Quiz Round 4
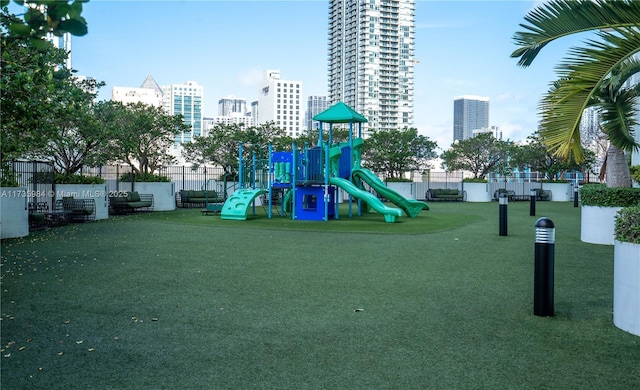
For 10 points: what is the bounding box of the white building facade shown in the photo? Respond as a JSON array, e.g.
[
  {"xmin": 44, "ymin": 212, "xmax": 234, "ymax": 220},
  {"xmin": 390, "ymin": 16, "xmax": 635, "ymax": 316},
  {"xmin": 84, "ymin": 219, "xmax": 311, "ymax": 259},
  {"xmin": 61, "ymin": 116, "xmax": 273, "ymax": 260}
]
[
  {"xmin": 328, "ymin": 0, "xmax": 415, "ymax": 134},
  {"xmin": 218, "ymin": 95, "xmax": 248, "ymax": 117},
  {"xmin": 306, "ymin": 96, "xmax": 329, "ymax": 132},
  {"xmin": 257, "ymin": 70, "xmax": 303, "ymax": 137}
]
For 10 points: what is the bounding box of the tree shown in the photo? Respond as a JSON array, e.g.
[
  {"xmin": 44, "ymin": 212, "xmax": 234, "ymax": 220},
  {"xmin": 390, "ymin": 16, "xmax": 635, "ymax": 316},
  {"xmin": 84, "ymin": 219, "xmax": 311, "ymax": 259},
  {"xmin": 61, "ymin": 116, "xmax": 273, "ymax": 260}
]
[
  {"xmin": 1, "ymin": 2, "xmax": 89, "ymax": 183},
  {"xmin": 509, "ymin": 132, "xmax": 597, "ymax": 180},
  {"xmin": 1, "ymin": 0, "xmax": 88, "ymax": 41},
  {"xmin": 585, "ymin": 58, "xmax": 640, "ymax": 187},
  {"xmin": 440, "ymin": 133, "xmax": 513, "ymax": 179},
  {"xmin": 511, "ymin": 0, "xmax": 640, "ymax": 186},
  {"xmin": 106, "ymin": 102, "xmax": 190, "ymax": 174},
  {"xmin": 362, "ymin": 128, "xmax": 438, "ymax": 179},
  {"xmin": 1, "ymin": 9, "xmax": 69, "ymax": 163},
  {"xmin": 26, "ymin": 76, "xmax": 107, "ymax": 174},
  {"xmin": 182, "ymin": 122, "xmax": 288, "ymax": 179}
]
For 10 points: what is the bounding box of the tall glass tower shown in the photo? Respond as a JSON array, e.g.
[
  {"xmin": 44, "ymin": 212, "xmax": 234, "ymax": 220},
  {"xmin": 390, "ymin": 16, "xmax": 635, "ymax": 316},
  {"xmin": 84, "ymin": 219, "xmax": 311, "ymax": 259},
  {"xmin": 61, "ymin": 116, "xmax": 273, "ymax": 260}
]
[
  {"xmin": 328, "ymin": 0, "xmax": 415, "ymax": 134},
  {"xmin": 453, "ymin": 95, "xmax": 489, "ymax": 142},
  {"xmin": 161, "ymin": 81, "xmax": 203, "ymax": 145}
]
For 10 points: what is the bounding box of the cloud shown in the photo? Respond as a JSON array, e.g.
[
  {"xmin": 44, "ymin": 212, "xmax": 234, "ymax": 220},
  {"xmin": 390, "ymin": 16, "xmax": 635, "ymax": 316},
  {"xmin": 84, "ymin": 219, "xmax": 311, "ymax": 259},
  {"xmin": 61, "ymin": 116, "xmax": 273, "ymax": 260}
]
[{"xmin": 238, "ymin": 68, "xmax": 263, "ymax": 88}]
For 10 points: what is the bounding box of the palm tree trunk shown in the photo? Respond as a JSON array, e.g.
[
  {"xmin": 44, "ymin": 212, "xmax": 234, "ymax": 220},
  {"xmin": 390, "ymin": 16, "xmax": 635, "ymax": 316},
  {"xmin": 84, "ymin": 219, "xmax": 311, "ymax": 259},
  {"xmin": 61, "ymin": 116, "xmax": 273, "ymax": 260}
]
[{"xmin": 605, "ymin": 144, "xmax": 632, "ymax": 188}]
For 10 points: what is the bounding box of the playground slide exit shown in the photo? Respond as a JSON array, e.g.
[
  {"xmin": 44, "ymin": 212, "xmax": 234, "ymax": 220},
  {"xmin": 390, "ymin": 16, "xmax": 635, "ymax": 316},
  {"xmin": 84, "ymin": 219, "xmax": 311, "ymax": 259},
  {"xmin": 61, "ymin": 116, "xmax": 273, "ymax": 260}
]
[
  {"xmin": 352, "ymin": 168, "xmax": 429, "ymax": 218},
  {"xmin": 221, "ymin": 189, "xmax": 268, "ymax": 220},
  {"xmin": 328, "ymin": 177, "xmax": 402, "ymax": 223}
]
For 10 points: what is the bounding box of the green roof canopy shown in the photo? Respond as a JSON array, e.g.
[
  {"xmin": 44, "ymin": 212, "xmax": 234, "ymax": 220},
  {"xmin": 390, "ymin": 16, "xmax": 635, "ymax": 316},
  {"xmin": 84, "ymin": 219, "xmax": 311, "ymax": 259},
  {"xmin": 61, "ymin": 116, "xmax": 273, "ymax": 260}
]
[{"xmin": 312, "ymin": 101, "xmax": 368, "ymax": 123}]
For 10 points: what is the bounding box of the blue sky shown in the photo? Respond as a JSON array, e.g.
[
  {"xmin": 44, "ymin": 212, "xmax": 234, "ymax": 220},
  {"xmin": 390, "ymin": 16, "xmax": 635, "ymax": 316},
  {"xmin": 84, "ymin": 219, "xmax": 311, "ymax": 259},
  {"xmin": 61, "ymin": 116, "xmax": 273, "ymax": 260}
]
[{"xmin": 16, "ymin": 0, "xmax": 583, "ymax": 152}]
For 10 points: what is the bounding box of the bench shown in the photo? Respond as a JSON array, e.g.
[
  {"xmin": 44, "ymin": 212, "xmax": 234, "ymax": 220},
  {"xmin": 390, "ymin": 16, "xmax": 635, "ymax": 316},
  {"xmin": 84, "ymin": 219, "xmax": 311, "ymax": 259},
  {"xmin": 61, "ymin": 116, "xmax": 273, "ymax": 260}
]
[
  {"xmin": 109, "ymin": 191, "xmax": 154, "ymax": 214},
  {"xmin": 178, "ymin": 190, "xmax": 225, "ymax": 208},
  {"xmin": 534, "ymin": 188, "xmax": 552, "ymax": 201},
  {"xmin": 28, "ymin": 201, "xmax": 49, "ymax": 230},
  {"xmin": 426, "ymin": 188, "xmax": 466, "ymax": 202},
  {"xmin": 56, "ymin": 197, "xmax": 96, "ymax": 222},
  {"xmin": 493, "ymin": 189, "xmax": 552, "ymax": 201}
]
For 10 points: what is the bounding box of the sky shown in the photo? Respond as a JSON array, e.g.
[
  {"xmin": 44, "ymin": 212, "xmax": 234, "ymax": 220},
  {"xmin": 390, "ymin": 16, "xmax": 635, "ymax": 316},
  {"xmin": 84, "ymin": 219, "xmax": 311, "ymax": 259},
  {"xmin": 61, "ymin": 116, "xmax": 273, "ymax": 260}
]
[{"xmin": 13, "ymin": 0, "xmax": 585, "ymax": 153}]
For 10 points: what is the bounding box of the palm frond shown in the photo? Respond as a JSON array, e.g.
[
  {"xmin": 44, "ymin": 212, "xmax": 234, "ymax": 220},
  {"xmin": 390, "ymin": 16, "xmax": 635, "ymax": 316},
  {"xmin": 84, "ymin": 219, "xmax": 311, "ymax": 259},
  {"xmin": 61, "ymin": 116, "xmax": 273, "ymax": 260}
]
[
  {"xmin": 539, "ymin": 27, "xmax": 640, "ymax": 162},
  {"xmin": 511, "ymin": 0, "xmax": 640, "ymax": 67}
]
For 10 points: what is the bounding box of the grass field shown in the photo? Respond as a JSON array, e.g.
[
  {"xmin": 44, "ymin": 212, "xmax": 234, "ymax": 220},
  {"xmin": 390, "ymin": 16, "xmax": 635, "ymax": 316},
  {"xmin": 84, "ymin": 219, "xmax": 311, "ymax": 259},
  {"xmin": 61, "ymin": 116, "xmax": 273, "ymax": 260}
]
[{"xmin": 1, "ymin": 201, "xmax": 638, "ymax": 389}]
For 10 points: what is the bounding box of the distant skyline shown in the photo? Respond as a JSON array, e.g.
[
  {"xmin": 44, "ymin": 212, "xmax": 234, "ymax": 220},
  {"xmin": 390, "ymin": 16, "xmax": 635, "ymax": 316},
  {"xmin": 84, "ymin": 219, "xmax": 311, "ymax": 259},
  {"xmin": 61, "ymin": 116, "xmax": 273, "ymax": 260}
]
[{"xmin": 13, "ymin": 1, "xmax": 584, "ymax": 153}]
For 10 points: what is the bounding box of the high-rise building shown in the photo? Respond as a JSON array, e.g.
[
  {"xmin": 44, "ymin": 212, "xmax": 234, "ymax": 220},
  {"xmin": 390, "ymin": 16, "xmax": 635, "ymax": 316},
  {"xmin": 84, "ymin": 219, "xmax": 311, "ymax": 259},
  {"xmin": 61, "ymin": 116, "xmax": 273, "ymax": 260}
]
[
  {"xmin": 161, "ymin": 81, "xmax": 203, "ymax": 145},
  {"xmin": 453, "ymin": 95, "xmax": 489, "ymax": 142},
  {"xmin": 112, "ymin": 74, "xmax": 164, "ymax": 107},
  {"xmin": 218, "ymin": 96, "xmax": 247, "ymax": 117},
  {"xmin": 257, "ymin": 70, "xmax": 303, "ymax": 137},
  {"xmin": 328, "ymin": 0, "xmax": 415, "ymax": 134},
  {"xmin": 203, "ymin": 116, "xmax": 254, "ymax": 137},
  {"xmin": 306, "ymin": 96, "xmax": 329, "ymax": 131}
]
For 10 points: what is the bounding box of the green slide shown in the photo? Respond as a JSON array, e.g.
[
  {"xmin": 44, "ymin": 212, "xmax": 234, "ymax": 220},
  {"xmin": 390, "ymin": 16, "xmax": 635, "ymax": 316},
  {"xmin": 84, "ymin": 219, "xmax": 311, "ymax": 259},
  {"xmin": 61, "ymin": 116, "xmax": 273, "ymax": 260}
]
[
  {"xmin": 329, "ymin": 177, "xmax": 402, "ymax": 223},
  {"xmin": 221, "ymin": 189, "xmax": 268, "ymax": 221},
  {"xmin": 352, "ymin": 168, "xmax": 429, "ymax": 218}
]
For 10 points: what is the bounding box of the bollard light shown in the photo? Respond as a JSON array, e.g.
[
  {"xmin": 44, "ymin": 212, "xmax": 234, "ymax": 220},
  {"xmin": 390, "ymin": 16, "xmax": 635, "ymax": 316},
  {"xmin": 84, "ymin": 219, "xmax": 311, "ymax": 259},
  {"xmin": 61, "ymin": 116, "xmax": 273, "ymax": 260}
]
[
  {"xmin": 573, "ymin": 185, "xmax": 579, "ymax": 208},
  {"xmin": 499, "ymin": 193, "xmax": 508, "ymax": 236},
  {"xmin": 530, "ymin": 188, "xmax": 536, "ymax": 216},
  {"xmin": 534, "ymin": 217, "xmax": 555, "ymax": 317}
]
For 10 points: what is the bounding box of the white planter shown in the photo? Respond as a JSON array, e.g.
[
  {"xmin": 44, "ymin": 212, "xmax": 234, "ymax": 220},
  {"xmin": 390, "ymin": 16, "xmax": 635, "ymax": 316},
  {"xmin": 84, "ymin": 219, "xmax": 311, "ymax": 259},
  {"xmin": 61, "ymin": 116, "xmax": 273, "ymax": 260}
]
[
  {"xmin": 542, "ymin": 182, "xmax": 572, "ymax": 202},
  {"xmin": 0, "ymin": 186, "xmax": 29, "ymax": 239},
  {"xmin": 614, "ymin": 240, "xmax": 640, "ymax": 336},
  {"xmin": 581, "ymin": 205, "xmax": 622, "ymax": 245},
  {"xmin": 133, "ymin": 182, "xmax": 176, "ymax": 211},
  {"xmin": 55, "ymin": 184, "xmax": 109, "ymax": 220},
  {"xmin": 463, "ymin": 182, "xmax": 491, "ymax": 202},
  {"xmin": 385, "ymin": 182, "xmax": 416, "ymax": 200}
]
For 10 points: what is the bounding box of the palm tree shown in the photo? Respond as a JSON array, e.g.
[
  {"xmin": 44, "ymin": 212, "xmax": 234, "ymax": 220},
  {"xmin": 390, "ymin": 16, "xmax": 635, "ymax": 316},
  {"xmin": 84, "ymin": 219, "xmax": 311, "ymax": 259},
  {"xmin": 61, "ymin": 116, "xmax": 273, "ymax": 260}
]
[
  {"xmin": 511, "ymin": 0, "xmax": 640, "ymax": 186},
  {"xmin": 589, "ymin": 59, "xmax": 640, "ymax": 186}
]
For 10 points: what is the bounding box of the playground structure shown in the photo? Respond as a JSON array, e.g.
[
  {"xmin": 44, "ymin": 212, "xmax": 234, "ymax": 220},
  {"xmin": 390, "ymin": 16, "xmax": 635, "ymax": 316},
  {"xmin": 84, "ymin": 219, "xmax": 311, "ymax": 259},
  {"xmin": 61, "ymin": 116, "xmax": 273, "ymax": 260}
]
[{"xmin": 220, "ymin": 102, "xmax": 429, "ymax": 223}]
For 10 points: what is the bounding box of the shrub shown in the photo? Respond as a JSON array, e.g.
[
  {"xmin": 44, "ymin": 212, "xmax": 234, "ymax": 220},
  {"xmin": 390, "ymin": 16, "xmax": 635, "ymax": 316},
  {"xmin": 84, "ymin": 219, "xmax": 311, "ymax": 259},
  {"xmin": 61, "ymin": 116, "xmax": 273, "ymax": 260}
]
[
  {"xmin": 55, "ymin": 173, "xmax": 105, "ymax": 184},
  {"xmin": 119, "ymin": 173, "xmax": 171, "ymax": 182},
  {"xmin": 631, "ymin": 165, "xmax": 640, "ymax": 185},
  {"xmin": 385, "ymin": 177, "xmax": 412, "ymax": 182},
  {"xmin": 462, "ymin": 178, "xmax": 487, "ymax": 183},
  {"xmin": 0, "ymin": 163, "xmax": 20, "ymax": 187},
  {"xmin": 579, "ymin": 184, "xmax": 640, "ymax": 207},
  {"xmin": 615, "ymin": 206, "xmax": 640, "ymax": 244},
  {"xmin": 1, "ymin": 172, "xmax": 19, "ymax": 187}
]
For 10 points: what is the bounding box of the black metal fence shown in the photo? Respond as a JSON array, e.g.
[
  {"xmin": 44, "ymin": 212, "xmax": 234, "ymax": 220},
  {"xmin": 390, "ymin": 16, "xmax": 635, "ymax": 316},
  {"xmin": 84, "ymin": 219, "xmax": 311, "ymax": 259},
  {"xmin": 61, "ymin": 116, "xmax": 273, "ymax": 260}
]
[{"xmin": 9, "ymin": 160, "xmax": 601, "ymax": 207}]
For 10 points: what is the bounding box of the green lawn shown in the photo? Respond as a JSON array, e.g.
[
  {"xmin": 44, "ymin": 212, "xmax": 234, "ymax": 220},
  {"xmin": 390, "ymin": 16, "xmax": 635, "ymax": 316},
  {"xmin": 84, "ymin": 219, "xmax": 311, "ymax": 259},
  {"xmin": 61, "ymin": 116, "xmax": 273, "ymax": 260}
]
[{"xmin": 1, "ymin": 201, "xmax": 638, "ymax": 389}]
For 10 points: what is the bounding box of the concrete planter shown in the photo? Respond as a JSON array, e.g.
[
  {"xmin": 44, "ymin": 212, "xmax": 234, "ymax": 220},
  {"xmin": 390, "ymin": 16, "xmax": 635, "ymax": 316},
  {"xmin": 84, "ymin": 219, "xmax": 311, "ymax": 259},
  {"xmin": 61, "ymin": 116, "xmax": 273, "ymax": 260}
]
[
  {"xmin": 542, "ymin": 182, "xmax": 572, "ymax": 201},
  {"xmin": 133, "ymin": 182, "xmax": 176, "ymax": 211},
  {"xmin": 0, "ymin": 186, "xmax": 29, "ymax": 239},
  {"xmin": 580, "ymin": 205, "xmax": 622, "ymax": 245},
  {"xmin": 613, "ymin": 240, "xmax": 640, "ymax": 336},
  {"xmin": 385, "ymin": 182, "xmax": 416, "ymax": 200},
  {"xmin": 463, "ymin": 182, "xmax": 491, "ymax": 202},
  {"xmin": 55, "ymin": 184, "xmax": 109, "ymax": 220}
]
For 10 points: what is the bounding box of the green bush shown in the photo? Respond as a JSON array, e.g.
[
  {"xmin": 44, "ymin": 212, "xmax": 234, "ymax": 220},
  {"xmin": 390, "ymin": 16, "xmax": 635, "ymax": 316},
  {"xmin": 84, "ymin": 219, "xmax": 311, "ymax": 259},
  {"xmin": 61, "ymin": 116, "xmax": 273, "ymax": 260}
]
[
  {"xmin": 615, "ymin": 206, "xmax": 640, "ymax": 244},
  {"xmin": 119, "ymin": 173, "xmax": 171, "ymax": 182},
  {"xmin": 55, "ymin": 173, "xmax": 105, "ymax": 184},
  {"xmin": 1, "ymin": 163, "xmax": 20, "ymax": 187},
  {"xmin": 385, "ymin": 178, "xmax": 411, "ymax": 182},
  {"xmin": 1, "ymin": 174, "xmax": 19, "ymax": 187},
  {"xmin": 579, "ymin": 183, "xmax": 640, "ymax": 207},
  {"xmin": 462, "ymin": 178, "xmax": 487, "ymax": 183},
  {"xmin": 630, "ymin": 165, "xmax": 640, "ymax": 185}
]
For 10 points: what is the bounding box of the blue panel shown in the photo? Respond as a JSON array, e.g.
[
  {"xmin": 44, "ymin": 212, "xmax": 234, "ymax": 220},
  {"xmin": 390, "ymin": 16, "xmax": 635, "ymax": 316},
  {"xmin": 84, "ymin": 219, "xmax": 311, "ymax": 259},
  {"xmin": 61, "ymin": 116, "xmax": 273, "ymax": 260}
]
[
  {"xmin": 306, "ymin": 147, "xmax": 324, "ymax": 182},
  {"xmin": 338, "ymin": 145, "xmax": 352, "ymax": 179}
]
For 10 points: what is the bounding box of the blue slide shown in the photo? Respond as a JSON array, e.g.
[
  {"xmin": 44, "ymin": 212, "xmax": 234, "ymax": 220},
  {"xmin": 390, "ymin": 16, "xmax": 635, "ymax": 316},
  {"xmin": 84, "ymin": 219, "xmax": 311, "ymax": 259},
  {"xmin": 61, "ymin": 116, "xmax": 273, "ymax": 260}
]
[{"xmin": 329, "ymin": 177, "xmax": 402, "ymax": 223}]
